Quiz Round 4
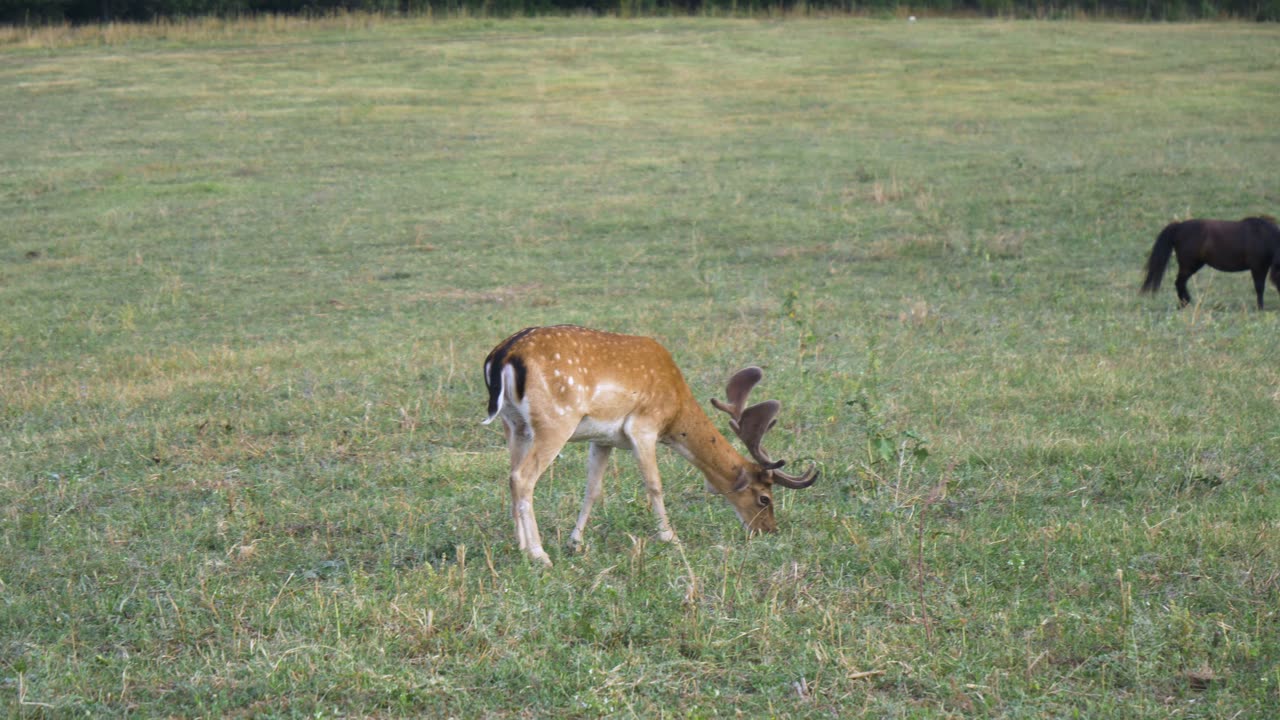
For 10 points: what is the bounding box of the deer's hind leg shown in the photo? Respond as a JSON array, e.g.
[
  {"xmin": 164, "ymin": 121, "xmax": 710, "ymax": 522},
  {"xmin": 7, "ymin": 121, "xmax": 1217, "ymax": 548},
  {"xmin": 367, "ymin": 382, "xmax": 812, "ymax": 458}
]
[
  {"xmin": 568, "ymin": 442, "xmax": 613, "ymax": 552},
  {"xmin": 507, "ymin": 418, "xmax": 575, "ymax": 567}
]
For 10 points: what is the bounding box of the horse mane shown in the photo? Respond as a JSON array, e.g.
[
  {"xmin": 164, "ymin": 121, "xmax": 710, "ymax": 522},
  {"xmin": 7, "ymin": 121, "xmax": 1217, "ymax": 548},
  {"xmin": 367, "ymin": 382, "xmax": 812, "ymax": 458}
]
[{"xmin": 1240, "ymin": 215, "xmax": 1279, "ymax": 234}]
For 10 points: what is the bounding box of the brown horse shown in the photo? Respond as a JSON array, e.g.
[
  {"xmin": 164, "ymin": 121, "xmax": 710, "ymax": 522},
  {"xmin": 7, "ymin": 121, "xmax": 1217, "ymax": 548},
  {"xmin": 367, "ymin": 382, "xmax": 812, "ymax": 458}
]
[{"xmin": 1140, "ymin": 216, "xmax": 1280, "ymax": 309}]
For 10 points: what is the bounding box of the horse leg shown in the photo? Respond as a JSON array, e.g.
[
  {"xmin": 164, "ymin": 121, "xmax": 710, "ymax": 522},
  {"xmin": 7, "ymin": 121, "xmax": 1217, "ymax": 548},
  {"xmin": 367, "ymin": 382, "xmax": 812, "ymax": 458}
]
[
  {"xmin": 1251, "ymin": 266, "xmax": 1267, "ymax": 310},
  {"xmin": 1270, "ymin": 263, "xmax": 1280, "ymax": 309},
  {"xmin": 1174, "ymin": 261, "xmax": 1202, "ymax": 307}
]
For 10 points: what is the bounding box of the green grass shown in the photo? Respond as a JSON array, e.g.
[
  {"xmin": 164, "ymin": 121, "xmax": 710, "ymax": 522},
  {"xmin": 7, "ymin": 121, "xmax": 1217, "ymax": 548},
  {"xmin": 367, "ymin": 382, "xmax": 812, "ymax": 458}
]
[{"xmin": 3, "ymin": 15, "xmax": 1279, "ymax": 717}]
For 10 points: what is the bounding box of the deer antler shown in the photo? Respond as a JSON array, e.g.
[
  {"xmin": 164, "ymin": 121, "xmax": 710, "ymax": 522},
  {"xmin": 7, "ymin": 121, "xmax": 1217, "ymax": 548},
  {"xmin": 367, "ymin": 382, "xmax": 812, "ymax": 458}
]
[
  {"xmin": 709, "ymin": 366, "xmax": 761, "ymax": 420},
  {"xmin": 712, "ymin": 367, "xmax": 818, "ymax": 488}
]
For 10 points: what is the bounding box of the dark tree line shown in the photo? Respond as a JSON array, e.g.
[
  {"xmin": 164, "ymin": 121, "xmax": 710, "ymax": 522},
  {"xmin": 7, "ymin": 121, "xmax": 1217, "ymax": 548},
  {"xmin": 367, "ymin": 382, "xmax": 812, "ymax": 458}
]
[{"xmin": 2, "ymin": 0, "xmax": 1276, "ymax": 27}]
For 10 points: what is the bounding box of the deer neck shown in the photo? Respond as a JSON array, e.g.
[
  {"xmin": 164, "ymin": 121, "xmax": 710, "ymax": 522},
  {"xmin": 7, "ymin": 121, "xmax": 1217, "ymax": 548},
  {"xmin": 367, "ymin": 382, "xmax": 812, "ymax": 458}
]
[{"xmin": 663, "ymin": 405, "xmax": 752, "ymax": 494}]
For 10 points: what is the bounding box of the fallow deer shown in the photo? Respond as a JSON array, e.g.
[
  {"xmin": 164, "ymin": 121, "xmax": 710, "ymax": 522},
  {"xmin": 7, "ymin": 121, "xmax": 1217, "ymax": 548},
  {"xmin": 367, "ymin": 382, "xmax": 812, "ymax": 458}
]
[{"xmin": 483, "ymin": 325, "xmax": 818, "ymax": 566}]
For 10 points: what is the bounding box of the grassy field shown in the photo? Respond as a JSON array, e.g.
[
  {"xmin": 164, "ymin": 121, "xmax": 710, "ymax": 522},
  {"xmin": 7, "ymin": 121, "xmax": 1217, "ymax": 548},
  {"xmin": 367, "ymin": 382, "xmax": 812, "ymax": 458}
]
[{"xmin": 3, "ymin": 15, "xmax": 1279, "ymax": 717}]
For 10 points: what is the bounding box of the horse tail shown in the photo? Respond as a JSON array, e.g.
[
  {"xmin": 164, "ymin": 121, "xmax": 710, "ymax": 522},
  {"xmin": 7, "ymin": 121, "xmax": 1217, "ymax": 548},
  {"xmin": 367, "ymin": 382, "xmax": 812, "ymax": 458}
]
[{"xmin": 1141, "ymin": 223, "xmax": 1179, "ymax": 294}]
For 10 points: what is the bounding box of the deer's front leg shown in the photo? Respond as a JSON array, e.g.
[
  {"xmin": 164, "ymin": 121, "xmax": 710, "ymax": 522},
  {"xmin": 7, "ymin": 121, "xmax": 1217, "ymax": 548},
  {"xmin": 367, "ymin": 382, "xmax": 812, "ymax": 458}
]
[{"xmin": 629, "ymin": 433, "xmax": 678, "ymax": 544}]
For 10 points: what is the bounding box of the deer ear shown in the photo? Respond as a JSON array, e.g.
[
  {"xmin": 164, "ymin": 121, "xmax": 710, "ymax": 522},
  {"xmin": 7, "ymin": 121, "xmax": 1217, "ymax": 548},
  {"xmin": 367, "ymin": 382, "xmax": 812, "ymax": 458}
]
[{"xmin": 731, "ymin": 468, "xmax": 751, "ymax": 493}]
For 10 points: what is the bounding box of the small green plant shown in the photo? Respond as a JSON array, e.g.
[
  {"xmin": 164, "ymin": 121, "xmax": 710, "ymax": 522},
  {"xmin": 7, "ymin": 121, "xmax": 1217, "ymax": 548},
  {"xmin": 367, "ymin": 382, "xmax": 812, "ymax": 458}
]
[
  {"xmin": 846, "ymin": 392, "xmax": 930, "ymax": 497},
  {"xmin": 841, "ymin": 339, "xmax": 931, "ymax": 498},
  {"xmin": 782, "ymin": 288, "xmax": 818, "ymax": 361}
]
